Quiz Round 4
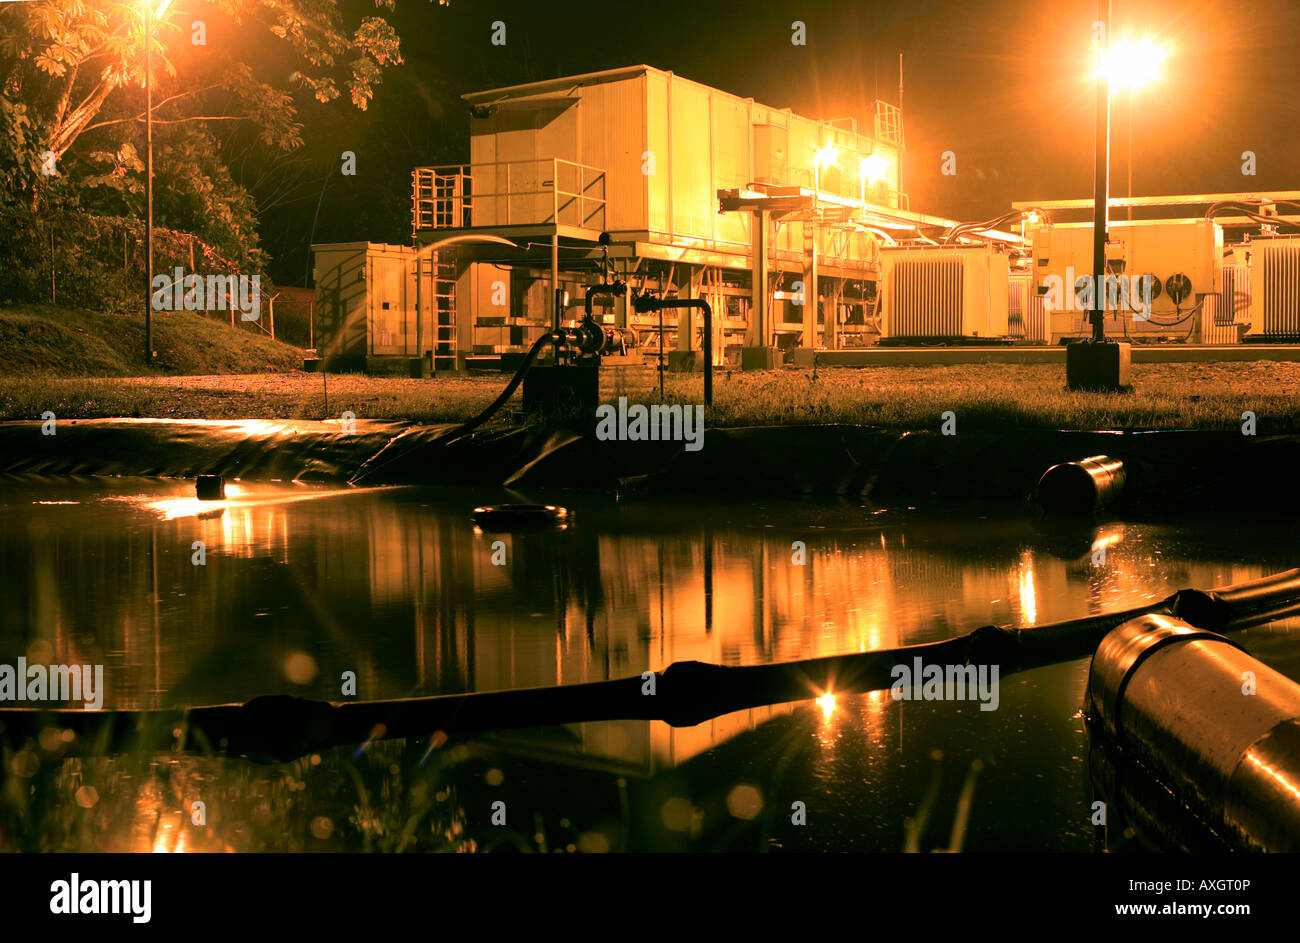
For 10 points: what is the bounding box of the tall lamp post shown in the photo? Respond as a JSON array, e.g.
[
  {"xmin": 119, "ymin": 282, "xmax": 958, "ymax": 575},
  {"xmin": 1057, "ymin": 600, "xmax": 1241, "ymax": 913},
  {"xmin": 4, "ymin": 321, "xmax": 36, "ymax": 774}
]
[
  {"xmin": 143, "ymin": 0, "xmax": 173, "ymax": 362},
  {"xmin": 1066, "ymin": 5, "xmax": 1169, "ymax": 390},
  {"xmin": 1064, "ymin": 0, "xmax": 1123, "ymax": 391}
]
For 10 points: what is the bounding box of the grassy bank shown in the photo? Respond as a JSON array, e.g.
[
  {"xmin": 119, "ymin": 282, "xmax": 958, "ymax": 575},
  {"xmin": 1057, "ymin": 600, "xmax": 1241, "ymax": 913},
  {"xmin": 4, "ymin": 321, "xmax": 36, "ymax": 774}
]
[
  {"xmin": 0, "ymin": 304, "xmax": 303, "ymax": 376},
  {"xmin": 2, "ymin": 361, "xmax": 1298, "ymax": 432}
]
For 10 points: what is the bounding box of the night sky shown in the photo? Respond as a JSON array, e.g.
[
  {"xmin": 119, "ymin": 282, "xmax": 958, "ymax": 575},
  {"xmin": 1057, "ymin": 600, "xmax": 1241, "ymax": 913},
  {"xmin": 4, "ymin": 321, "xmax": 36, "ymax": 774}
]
[{"xmin": 269, "ymin": 0, "xmax": 1300, "ymax": 282}]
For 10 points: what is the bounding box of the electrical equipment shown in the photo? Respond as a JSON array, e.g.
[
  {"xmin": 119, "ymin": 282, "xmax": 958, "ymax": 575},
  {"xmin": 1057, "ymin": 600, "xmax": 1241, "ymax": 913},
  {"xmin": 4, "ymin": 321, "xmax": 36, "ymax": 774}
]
[
  {"xmin": 1032, "ymin": 219, "xmax": 1222, "ymax": 343},
  {"xmin": 1246, "ymin": 236, "xmax": 1300, "ymax": 341},
  {"xmin": 1009, "ymin": 274, "xmax": 1048, "ymax": 342},
  {"xmin": 880, "ymin": 246, "xmax": 1010, "ymax": 340}
]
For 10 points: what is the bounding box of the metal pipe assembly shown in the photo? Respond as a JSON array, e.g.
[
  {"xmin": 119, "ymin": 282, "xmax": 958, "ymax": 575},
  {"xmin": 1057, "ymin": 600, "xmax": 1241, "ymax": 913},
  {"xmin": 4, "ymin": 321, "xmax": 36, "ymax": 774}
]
[
  {"xmin": 632, "ymin": 294, "xmax": 714, "ymax": 406},
  {"xmin": 1035, "ymin": 454, "xmax": 1125, "ymax": 514},
  {"xmin": 1088, "ymin": 612, "xmax": 1300, "ymax": 851}
]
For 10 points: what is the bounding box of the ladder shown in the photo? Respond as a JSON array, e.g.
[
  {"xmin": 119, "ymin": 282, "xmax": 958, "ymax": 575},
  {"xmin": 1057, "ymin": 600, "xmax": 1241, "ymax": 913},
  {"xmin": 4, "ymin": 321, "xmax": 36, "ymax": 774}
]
[{"xmin": 432, "ymin": 252, "xmax": 458, "ymax": 371}]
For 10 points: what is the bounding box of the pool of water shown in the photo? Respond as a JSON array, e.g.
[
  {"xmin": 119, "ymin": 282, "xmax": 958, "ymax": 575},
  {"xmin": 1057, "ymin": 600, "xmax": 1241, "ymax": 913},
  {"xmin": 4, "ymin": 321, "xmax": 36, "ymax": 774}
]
[{"xmin": 2, "ymin": 475, "xmax": 1297, "ymax": 852}]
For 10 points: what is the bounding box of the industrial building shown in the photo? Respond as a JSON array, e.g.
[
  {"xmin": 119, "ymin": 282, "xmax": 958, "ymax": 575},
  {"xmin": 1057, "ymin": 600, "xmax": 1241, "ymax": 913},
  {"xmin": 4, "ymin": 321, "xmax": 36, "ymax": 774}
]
[{"xmin": 311, "ymin": 65, "xmax": 1300, "ymax": 373}]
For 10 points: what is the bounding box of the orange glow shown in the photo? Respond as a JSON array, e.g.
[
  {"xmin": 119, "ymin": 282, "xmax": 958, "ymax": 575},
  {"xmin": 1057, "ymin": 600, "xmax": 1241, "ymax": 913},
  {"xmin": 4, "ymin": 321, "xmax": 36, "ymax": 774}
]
[
  {"xmin": 859, "ymin": 153, "xmax": 889, "ymax": 183},
  {"xmin": 814, "ymin": 144, "xmax": 839, "ymax": 168}
]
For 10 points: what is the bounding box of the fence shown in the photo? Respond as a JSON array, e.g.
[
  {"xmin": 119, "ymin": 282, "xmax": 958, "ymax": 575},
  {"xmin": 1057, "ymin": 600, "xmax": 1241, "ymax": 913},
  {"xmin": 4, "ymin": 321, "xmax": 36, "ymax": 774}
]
[{"xmin": 0, "ymin": 210, "xmax": 279, "ymax": 337}]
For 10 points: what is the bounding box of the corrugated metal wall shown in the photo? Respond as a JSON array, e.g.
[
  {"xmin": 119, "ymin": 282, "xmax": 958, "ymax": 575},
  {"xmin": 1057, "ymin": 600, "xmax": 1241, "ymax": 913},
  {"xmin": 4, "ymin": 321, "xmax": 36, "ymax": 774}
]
[
  {"xmin": 1008, "ymin": 275, "xmax": 1047, "ymax": 342},
  {"xmin": 889, "ymin": 256, "xmax": 964, "ymax": 337},
  {"xmin": 1257, "ymin": 238, "xmax": 1300, "ymax": 336},
  {"xmin": 1201, "ymin": 263, "xmax": 1247, "ymax": 344}
]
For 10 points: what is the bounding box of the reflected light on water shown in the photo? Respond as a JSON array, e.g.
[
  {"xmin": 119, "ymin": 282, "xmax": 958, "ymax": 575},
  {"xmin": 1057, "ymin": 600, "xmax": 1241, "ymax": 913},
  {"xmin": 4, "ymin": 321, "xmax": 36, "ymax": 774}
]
[
  {"xmin": 130, "ymin": 484, "xmax": 396, "ymax": 522},
  {"xmin": 1017, "ymin": 551, "xmax": 1038, "ymax": 626},
  {"xmin": 818, "ymin": 693, "xmax": 837, "ymax": 719},
  {"xmin": 1091, "ymin": 524, "xmax": 1125, "ymax": 558}
]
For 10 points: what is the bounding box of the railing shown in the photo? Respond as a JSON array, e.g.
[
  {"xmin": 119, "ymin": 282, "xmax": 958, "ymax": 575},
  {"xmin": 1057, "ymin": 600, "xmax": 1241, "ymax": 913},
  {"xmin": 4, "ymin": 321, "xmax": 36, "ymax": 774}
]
[
  {"xmin": 412, "ymin": 159, "xmax": 607, "ymax": 232},
  {"xmin": 873, "ymin": 100, "xmax": 904, "ymax": 149}
]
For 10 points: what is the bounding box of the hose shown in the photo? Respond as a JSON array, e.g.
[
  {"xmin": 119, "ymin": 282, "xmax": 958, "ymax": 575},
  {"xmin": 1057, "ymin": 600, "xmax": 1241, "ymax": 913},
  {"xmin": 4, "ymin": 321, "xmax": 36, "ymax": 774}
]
[{"xmin": 440, "ymin": 330, "xmax": 560, "ymax": 444}]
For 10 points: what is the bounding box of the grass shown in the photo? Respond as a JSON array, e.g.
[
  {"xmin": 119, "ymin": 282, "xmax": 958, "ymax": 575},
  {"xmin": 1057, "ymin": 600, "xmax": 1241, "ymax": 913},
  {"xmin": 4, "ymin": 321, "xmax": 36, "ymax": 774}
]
[
  {"xmin": 3, "ymin": 361, "xmax": 1300, "ymax": 432},
  {"xmin": 0, "ymin": 303, "xmax": 303, "ymax": 376}
]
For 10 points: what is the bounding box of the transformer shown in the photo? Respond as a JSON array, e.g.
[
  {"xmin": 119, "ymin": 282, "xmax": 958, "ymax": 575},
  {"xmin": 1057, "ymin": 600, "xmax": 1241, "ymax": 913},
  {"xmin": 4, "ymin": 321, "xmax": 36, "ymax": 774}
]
[{"xmin": 880, "ymin": 245, "xmax": 1010, "ymax": 341}]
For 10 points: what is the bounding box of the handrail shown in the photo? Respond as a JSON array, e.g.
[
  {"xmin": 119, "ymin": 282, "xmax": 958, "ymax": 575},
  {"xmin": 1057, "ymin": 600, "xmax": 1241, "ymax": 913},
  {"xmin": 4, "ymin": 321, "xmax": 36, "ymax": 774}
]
[{"xmin": 413, "ymin": 159, "xmax": 607, "ymax": 231}]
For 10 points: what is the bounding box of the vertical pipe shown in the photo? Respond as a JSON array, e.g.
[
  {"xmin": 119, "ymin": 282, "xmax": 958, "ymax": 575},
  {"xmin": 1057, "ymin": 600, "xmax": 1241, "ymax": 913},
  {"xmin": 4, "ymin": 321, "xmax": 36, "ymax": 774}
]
[
  {"xmin": 414, "ymin": 245, "xmax": 423, "ymax": 362},
  {"xmin": 897, "ymin": 52, "xmax": 904, "ymax": 205},
  {"xmin": 551, "ymin": 231, "xmax": 560, "ymax": 332},
  {"xmin": 749, "ymin": 210, "xmax": 768, "ymax": 346}
]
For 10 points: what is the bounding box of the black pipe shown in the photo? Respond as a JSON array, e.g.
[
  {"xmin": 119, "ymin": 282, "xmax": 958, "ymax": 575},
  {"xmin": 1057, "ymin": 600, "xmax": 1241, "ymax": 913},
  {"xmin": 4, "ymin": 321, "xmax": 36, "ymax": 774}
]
[
  {"xmin": 583, "ymin": 283, "xmax": 625, "ymax": 319},
  {"xmin": 633, "ymin": 295, "xmax": 713, "ymax": 406},
  {"xmin": 441, "ymin": 330, "xmax": 560, "ymax": 442},
  {"xmin": 1035, "ymin": 455, "xmax": 1125, "ymax": 514}
]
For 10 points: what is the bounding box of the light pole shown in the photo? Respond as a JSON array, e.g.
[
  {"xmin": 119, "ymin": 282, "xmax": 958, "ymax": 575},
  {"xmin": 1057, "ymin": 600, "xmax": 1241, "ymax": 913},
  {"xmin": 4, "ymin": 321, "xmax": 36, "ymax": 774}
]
[
  {"xmin": 1089, "ymin": 3, "xmax": 1110, "ymax": 348},
  {"xmin": 1066, "ymin": 8, "xmax": 1170, "ymax": 390},
  {"xmin": 143, "ymin": 0, "xmax": 172, "ymax": 362}
]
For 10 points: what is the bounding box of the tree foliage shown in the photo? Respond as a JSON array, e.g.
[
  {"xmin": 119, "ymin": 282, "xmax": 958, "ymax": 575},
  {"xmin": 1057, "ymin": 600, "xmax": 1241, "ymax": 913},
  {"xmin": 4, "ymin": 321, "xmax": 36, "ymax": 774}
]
[{"xmin": 0, "ymin": 0, "xmax": 419, "ymax": 287}]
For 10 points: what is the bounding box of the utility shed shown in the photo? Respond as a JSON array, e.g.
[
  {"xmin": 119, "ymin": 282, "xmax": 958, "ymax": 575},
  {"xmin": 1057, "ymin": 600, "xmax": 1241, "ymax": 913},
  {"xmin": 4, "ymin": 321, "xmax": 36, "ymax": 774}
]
[{"xmin": 311, "ymin": 242, "xmax": 417, "ymax": 371}]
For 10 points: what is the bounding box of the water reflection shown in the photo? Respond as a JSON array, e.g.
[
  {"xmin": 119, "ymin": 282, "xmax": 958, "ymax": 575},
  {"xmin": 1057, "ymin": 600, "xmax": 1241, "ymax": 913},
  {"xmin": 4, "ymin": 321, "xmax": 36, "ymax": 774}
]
[{"xmin": 2, "ymin": 477, "xmax": 1298, "ymax": 851}]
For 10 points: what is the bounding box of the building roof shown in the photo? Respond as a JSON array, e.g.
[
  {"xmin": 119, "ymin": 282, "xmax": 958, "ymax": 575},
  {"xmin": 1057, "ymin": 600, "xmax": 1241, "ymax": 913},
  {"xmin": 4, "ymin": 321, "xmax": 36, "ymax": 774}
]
[
  {"xmin": 461, "ymin": 65, "xmax": 873, "ymax": 138},
  {"xmin": 462, "ymin": 65, "xmax": 657, "ymax": 104}
]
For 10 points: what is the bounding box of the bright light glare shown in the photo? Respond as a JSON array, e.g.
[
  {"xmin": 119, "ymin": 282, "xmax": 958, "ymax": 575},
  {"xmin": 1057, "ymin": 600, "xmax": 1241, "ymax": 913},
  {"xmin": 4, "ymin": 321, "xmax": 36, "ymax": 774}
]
[
  {"xmin": 818, "ymin": 693, "xmax": 837, "ymax": 717},
  {"xmin": 859, "ymin": 153, "xmax": 889, "ymax": 183},
  {"xmin": 1097, "ymin": 37, "xmax": 1173, "ymax": 91},
  {"xmin": 814, "ymin": 144, "xmax": 839, "ymax": 168}
]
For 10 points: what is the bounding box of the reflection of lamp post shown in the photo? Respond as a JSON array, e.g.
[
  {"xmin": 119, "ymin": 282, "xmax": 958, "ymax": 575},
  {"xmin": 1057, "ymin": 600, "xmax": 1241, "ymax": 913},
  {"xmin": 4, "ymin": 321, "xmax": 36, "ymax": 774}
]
[{"xmin": 144, "ymin": 0, "xmax": 173, "ymax": 362}]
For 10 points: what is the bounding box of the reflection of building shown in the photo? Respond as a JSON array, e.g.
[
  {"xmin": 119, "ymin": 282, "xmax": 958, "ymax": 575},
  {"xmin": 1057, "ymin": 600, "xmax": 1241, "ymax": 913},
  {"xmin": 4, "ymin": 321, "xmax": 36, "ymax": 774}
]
[{"xmin": 15, "ymin": 484, "xmax": 1285, "ymax": 772}]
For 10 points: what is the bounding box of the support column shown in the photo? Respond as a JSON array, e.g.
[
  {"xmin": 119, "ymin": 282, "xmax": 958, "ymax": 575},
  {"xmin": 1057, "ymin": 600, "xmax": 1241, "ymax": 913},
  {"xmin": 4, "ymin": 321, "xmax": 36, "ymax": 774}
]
[
  {"xmin": 801, "ymin": 221, "xmax": 818, "ymax": 350},
  {"xmin": 823, "ymin": 279, "xmax": 840, "ymax": 349},
  {"xmin": 743, "ymin": 208, "xmax": 778, "ymax": 370}
]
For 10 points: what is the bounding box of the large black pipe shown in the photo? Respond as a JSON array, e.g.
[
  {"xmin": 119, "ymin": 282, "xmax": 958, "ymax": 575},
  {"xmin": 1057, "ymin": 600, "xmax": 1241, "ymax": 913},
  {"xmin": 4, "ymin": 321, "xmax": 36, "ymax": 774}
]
[{"xmin": 1036, "ymin": 454, "xmax": 1125, "ymax": 514}]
